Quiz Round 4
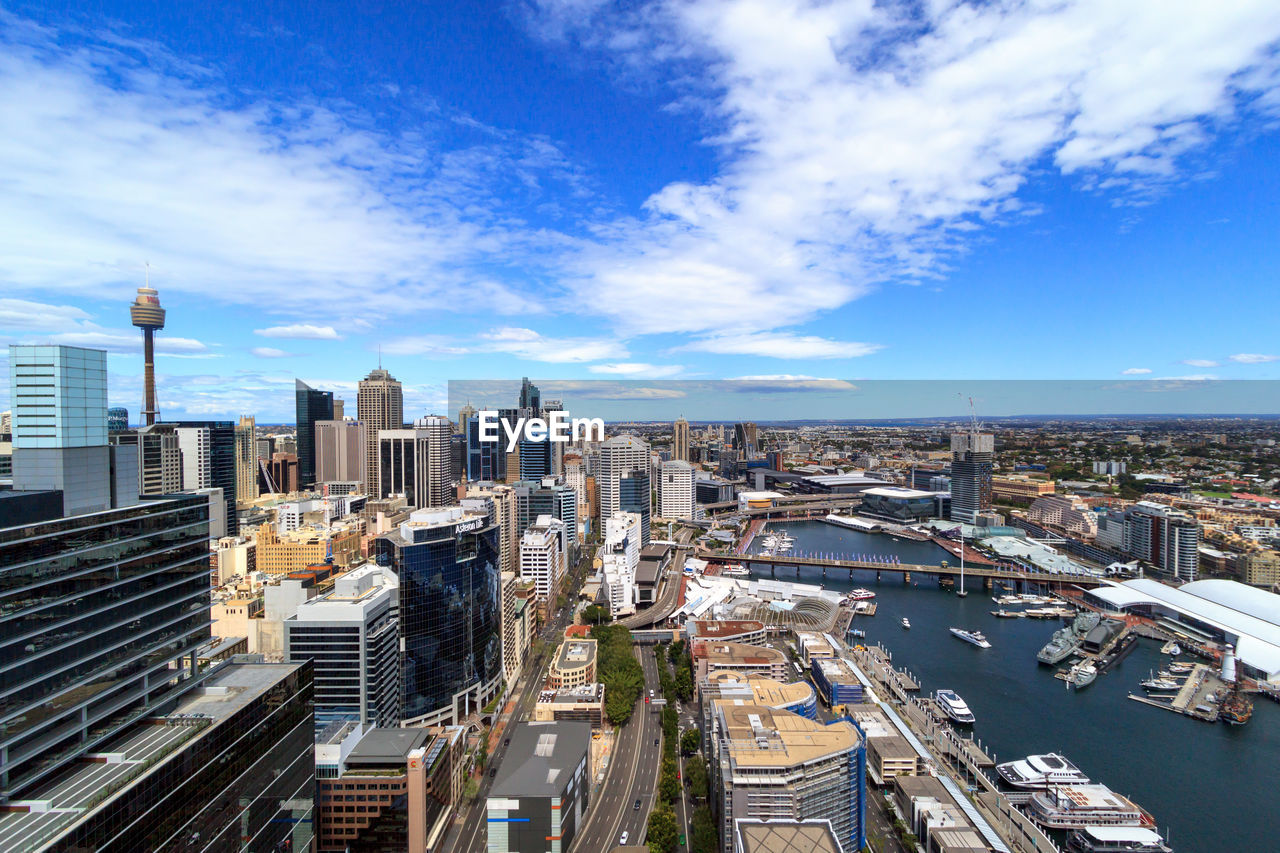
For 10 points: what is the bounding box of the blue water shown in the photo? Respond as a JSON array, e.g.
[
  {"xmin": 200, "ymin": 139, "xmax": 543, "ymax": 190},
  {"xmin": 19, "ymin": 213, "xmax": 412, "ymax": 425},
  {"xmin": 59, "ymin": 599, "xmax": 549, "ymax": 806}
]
[{"xmin": 750, "ymin": 521, "xmax": 1274, "ymax": 853}]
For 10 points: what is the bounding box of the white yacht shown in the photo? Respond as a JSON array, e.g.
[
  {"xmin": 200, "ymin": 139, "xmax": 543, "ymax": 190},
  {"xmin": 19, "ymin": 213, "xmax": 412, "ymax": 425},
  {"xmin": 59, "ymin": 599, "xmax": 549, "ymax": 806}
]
[
  {"xmin": 901, "ymin": 617, "xmax": 911, "ymax": 629},
  {"xmin": 996, "ymin": 753, "xmax": 1091, "ymax": 789},
  {"xmin": 950, "ymin": 627, "xmax": 992, "ymax": 649},
  {"xmin": 935, "ymin": 689, "xmax": 976, "ymax": 724}
]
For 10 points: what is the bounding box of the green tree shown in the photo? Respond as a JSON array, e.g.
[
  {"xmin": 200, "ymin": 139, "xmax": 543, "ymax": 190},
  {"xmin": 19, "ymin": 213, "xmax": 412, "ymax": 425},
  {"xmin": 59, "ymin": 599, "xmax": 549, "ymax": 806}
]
[
  {"xmin": 681, "ymin": 728, "xmax": 701, "ymax": 755},
  {"xmin": 660, "ymin": 755, "xmax": 680, "ymax": 803},
  {"xmin": 690, "ymin": 805, "xmax": 717, "ymax": 853},
  {"xmin": 647, "ymin": 806, "xmax": 679, "ymax": 853},
  {"xmin": 685, "ymin": 757, "xmax": 709, "ymax": 801}
]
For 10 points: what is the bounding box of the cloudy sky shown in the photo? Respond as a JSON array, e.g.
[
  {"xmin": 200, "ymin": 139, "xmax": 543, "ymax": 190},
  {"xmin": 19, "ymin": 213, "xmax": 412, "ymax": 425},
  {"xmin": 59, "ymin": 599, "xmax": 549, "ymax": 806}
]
[{"xmin": 2, "ymin": 0, "xmax": 1280, "ymax": 422}]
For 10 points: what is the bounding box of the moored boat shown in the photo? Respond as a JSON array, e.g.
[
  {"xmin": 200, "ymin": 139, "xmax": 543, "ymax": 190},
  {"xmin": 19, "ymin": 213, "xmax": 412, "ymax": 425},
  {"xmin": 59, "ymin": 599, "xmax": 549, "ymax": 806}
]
[
  {"xmin": 950, "ymin": 627, "xmax": 992, "ymax": 648},
  {"xmin": 996, "ymin": 753, "xmax": 1090, "ymax": 789},
  {"xmin": 935, "ymin": 689, "xmax": 976, "ymax": 724},
  {"xmin": 1025, "ymin": 784, "xmax": 1152, "ymax": 829},
  {"xmin": 1065, "ymin": 827, "xmax": 1172, "ymax": 853}
]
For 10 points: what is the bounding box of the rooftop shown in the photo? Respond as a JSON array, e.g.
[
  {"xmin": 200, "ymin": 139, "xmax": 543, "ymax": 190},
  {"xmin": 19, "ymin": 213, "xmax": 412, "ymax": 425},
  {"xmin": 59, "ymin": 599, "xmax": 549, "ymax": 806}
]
[
  {"xmin": 736, "ymin": 820, "xmax": 845, "ymax": 853},
  {"xmin": 691, "ymin": 619, "xmax": 767, "ymax": 638},
  {"xmin": 715, "ymin": 702, "xmax": 860, "ymax": 768},
  {"xmin": 346, "ymin": 727, "xmax": 432, "ymax": 766},
  {"xmin": 489, "ymin": 721, "xmax": 591, "ymax": 798},
  {"xmin": 703, "ymin": 641, "xmax": 787, "ymax": 667}
]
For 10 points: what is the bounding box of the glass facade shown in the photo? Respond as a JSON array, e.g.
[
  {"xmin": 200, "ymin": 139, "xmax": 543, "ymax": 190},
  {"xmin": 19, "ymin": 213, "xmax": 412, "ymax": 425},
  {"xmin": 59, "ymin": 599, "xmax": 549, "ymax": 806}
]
[
  {"xmin": 619, "ymin": 471, "xmax": 651, "ymax": 546},
  {"xmin": 0, "ymin": 494, "xmax": 212, "ymax": 797},
  {"xmin": 296, "ymin": 380, "xmax": 335, "ymax": 489},
  {"xmin": 52, "ymin": 661, "xmax": 315, "ymax": 852},
  {"xmin": 169, "ymin": 420, "xmax": 238, "ymax": 535},
  {"xmin": 374, "ymin": 514, "xmax": 502, "ymax": 725}
]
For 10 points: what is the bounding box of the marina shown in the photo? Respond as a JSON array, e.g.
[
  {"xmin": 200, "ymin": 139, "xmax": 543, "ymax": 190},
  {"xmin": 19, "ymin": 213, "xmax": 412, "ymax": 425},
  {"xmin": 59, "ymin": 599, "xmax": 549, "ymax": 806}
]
[{"xmin": 733, "ymin": 519, "xmax": 1278, "ymax": 852}]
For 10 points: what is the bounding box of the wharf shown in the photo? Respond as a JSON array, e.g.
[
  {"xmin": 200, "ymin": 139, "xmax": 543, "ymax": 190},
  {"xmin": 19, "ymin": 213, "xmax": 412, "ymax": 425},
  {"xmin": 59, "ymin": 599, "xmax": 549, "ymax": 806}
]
[{"xmin": 1127, "ymin": 663, "xmax": 1222, "ymax": 722}]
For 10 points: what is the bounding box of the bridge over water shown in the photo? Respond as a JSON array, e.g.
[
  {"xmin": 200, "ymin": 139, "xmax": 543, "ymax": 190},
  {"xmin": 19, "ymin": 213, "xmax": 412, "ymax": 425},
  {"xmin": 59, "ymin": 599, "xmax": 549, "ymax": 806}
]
[{"xmin": 698, "ymin": 550, "xmax": 1106, "ymax": 587}]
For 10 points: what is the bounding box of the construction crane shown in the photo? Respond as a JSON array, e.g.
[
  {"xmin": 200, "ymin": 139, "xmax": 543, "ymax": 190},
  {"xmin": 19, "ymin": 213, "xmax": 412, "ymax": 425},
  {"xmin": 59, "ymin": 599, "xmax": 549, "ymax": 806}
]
[{"xmin": 258, "ymin": 457, "xmax": 277, "ymax": 495}]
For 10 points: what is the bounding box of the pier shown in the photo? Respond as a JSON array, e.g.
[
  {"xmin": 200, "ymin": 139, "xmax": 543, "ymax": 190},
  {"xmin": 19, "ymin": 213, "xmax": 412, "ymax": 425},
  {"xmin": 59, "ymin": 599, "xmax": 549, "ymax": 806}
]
[
  {"xmin": 1127, "ymin": 663, "xmax": 1224, "ymax": 722},
  {"xmin": 701, "ymin": 549, "xmax": 1106, "ymax": 586}
]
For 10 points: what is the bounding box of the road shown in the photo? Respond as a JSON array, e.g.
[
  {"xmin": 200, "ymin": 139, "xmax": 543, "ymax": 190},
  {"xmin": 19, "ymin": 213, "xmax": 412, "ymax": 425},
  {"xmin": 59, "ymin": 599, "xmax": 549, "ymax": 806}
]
[
  {"xmin": 569, "ymin": 645, "xmax": 662, "ymax": 852},
  {"xmin": 620, "ymin": 527, "xmax": 694, "ymax": 629}
]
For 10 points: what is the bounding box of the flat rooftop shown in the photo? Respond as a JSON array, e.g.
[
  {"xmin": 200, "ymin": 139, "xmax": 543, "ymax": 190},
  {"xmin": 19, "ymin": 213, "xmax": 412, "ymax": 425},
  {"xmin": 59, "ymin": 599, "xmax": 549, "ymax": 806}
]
[
  {"xmin": 736, "ymin": 820, "xmax": 845, "ymax": 853},
  {"xmin": 346, "ymin": 727, "xmax": 432, "ymax": 765},
  {"xmin": 556, "ymin": 639, "xmax": 597, "ymax": 668},
  {"xmin": 703, "ymin": 641, "xmax": 787, "ymax": 667},
  {"xmin": 703, "ymin": 672, "xmax": 814, "ymax": 710},
  {"xmin": 692, "ymin": 619, "xmax": 766, "ymax": 638},
  {"xmin": 715, "ymin": 702, "xmax": 860, "ymax": 768},
  {"xmin": 489, "ymin": 721, "xmax": 591, "ymax": 798}
]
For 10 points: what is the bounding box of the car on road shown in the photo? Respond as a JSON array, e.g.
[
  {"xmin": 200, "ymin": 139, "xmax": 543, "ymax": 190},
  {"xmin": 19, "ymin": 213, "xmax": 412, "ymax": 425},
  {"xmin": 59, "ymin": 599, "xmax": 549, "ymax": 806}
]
[
  {"xmin": 634, "ymin": 799, "xmax": 641, "ymax": 810},
  {"xmin": 654, "ymin": 738, "xmax": 659, "ymax": 746},
  {"xmin": 489, "ymin": 767, "xmax": 497, "ymax": 777},
  {"xmin": 620, "ymin": 832, "xmax": 629, "ymax": 845},
  {"xmin": 503, "ymin": 738, "xmax": 510, "ymax": 747}
]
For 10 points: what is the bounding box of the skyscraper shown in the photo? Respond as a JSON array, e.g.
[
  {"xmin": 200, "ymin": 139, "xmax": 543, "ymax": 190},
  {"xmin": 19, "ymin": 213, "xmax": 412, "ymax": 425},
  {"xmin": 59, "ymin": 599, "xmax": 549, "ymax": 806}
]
[
  {"xmin": 519, "ymin": 376, "xmax": 541, "ymax": 413},
  {"xmin": 296, "ymin": 379, "xmax": 335, "ymax": 489},
  {"xmin": 316, "ymin": 418, "xmax": 368, "ymax": 488},
  {"xmin": 734, "ymin": 422, "xmax": 759, "ymax": 455},
  {"xmin": 129, "ymin": 283, "xmax": 165, "ymax": 425},
  {"xmin": 234, "ymin": 414, "xmax": 259, "ymax": 505},
  {"xmin": 374, "ymin": 505, "xmax": 503, "ymax": 726},
  {"xmin": 659, "ymin": 459, "xmax": 695, "ymax": 520},
  {"xmin": 673, "ymin": 417, "xmax": 690, "ymax": 462},
  {"xmin": 948, "ymin": 431, "xmax": 994, "ymax": 524},
  {"xmin": 619, "ymin": 469, "xmax": 651, "ymax": 546},
  {"xmin": 358, "ymin": 367, "xmax": 404, "ymax": 497},
  {"xmin": 457, "ymin": 401, "xmax": 477, "ymax": 434},
  {"xmin": 1125, "ymin": 501, "xmax": 1201, "ymax": 581},
  {"xmin": 176, "ymin": 425, "xmax": 211, "ymax": 489},
  {"xmin": 109, "ymin": 423, "xmax": 183, "ymax": 495},
  {"xmin": 171, "ymin": 419, "xmax": 239, "ymax": 534},
  {"xmin": 107, "ymin": 406, "xmax": 129, "ymax": 432},
  {"xmin": 599, "ymin": 434, "xmax": 650, "ymax": 528},
  {"xmin": 379, "ymin": 417, "xmax": 455, "ymax": 508}
]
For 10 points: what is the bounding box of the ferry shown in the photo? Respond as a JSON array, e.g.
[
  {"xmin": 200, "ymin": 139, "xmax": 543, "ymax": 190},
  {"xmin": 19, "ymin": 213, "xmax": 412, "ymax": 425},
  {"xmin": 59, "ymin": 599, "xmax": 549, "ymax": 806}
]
[
  {"xmin": 996, "ymin": 753, "xmax": 1091, "ymax": 789},
  {"xmin": 1065, "ymin": 827, "xmax": 1172, "ymax": 853},
  {"xmin": 720, "ymin": 564, "xmax": 751, "ymax": 577},
  {"xmin": 846, "ymin": 588, "xmax": 876, "ymax": 601},
  {"xmin": 1025, "ymin": 784, "xmax": 1151, "ymax": 829},
  {"xmin": 1063, "ymin": 661, "xmax": 1098, "ymax": 690},
  {"xmin": 950, "ymin": 627, "xmax": 992, "ymax": 649},
  {"xmin": 901, "ymin": 617, "xmax": 911, "ymax": 629},
  {"xmin": 935, "ymin": 689, "xmax": 976, "ymax": 724}
]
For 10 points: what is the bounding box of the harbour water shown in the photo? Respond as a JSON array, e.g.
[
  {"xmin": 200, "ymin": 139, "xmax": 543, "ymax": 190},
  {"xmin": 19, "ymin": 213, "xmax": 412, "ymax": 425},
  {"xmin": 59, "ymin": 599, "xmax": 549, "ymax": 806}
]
[{"xmin": 749, "ymin": 521, "xmax": 1274, "ymax": 852}]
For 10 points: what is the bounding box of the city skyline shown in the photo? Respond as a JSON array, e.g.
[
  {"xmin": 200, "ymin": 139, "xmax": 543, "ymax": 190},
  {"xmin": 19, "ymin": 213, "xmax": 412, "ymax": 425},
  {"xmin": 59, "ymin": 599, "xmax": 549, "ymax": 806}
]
[{"xmin": 3, "ymin": 1, "xmax": 1280, "ymax": 422}]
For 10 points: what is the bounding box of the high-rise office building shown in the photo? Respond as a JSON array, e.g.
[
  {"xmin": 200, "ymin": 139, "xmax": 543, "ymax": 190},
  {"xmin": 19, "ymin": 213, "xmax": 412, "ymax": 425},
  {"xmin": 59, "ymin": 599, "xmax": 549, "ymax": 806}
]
[
  {"xmin": 467, "ymin": 482, "xmax": 519, "ymax": 575},
  {"xmin": 358, "ymin": 367, "xmax": 404, "ymax": 498},
  {"xmin": 374, "ymin": 505, "xmax": 503, "ymax": 726},
  {"xmin": 0, "ymin": 492, "xmax": 212, "ymax": 797},
  {"xmin": 171, "ymin": 419, "xmax": 239, "ymax": 535},
  {"xmin": 0, "ymin": 659, "xmax": 315, "ymax": 851},
  {"xmin": 286, "ymin": 564, "xmax": 401, "ymax": 730},
  {"xmin": 599, "ymin": 434, "xmax": 650, "ymax": 528},
  {"xmin": 379, "ymin": 417, "xmax": 455, "ymax": 508},
  {"xmin": 316, "ymin": 418, "xmax": 368, "ymax": 488},
  {"xmin": 256, "ymin": 435, "xmax": 275, "ymax": 461},
  {"xmin": 107, "ymin": 406, "xmax": 129, "ymax": 432},
  {"xmin": 1125, "ymin": 501, "xmax": 1201, "ymax": 581},
  {"xmin": 110, "ymin": 423, "xmax": 184, "ymax": 495},
  {"xmin": 262, "ymin": 451, "xmax": 299, "ymax": 493},
  {"xmin": 7, "ymin": 344, "xmax": 128, "ymax": 517},
  {"xmin": 734, "ymin": 422, "xmax": 759, "ymax": 455},
  {"xmin": 673, "ymin": 417, "xmax": 690, "ymax": 462},
  {"xmin": 457, "ymin": 401, "xmax": 477, "ymax": 434},
  {"xmin": 296, "ymin": 379, "xmax": 335, "ymax": 489},
  {"xmin": 659, "ymin": 459, "xmax": 696, "ymax": 520},
  {"xmin": 176, "ymin": 425, "xmax": 211, "ymax": 489},
  {"xmin": 520, "ymin": 515, "xmax": 567, "ymax": 621},
  {"xmin": 601, "ymin": 511, "xmax": 641, "ymax": 618},
  {"xmin": 948, "ymin": 431, "xmax": 994, "ymax": 525},
  {"xmin": 519, "ymin": 376, "xmax": 541, "ymax": 413},
  {"xmin": 234, "ymin": 414, "xmax": 259, "ymax": 505},
  {"xmin": 514, "ymin": 477, "xmax": 578, "ymax": 552},
  {"xmin": 619, "ymin": 469, "xmax": 651, "ymax": 546}
]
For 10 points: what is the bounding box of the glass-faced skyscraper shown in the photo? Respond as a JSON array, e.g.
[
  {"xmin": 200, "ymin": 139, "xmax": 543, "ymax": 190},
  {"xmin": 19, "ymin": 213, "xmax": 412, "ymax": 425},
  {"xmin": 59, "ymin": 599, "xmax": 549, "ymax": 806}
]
[
  {"xmin": 373, "ymin": 506, "xmax": 502, "ymax": 727},
  {"xmin": 296, "ymin": 379, "xmax": 335, "ymax": 489}
]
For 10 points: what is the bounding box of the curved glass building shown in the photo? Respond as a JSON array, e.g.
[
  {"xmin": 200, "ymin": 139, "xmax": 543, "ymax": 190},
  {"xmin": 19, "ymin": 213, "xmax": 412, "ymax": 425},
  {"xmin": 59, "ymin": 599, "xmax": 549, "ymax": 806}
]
[{"xmin": 374, "ymin": 505, "xmax": 502, "ymax": 726}]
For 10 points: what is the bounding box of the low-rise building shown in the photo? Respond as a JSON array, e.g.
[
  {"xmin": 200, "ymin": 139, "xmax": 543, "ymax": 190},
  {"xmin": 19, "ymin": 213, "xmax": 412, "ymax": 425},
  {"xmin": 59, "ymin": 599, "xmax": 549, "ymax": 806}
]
[
  {"xmin": 810, "ymin": 658, "xmax": 866, "ymax": 707},
  {"xmin": 694, "ymin": 641, "xmax": 790, "ymax": 683},
  {"xmin": 991, "ymin": 475, "xmax": 1055, "ymax": 504},
  {"xmin": 549, "ymin": 638, "xmax": 597, "ymax": 689},
  {"xmin": 842, "ymin": 704, "xmax": 926, "ymax": 784},
  {"xmin": 256, "ymin": 520, "xmax": 362, "ymax": 575},
  {"xmin": 893, "ymin": 775, "xmax": 993, "ymax": 853},
  {"xmin": 486, "ymin": 722, "xmax": 592, "ymax": 853},
  {"xmin": 686, "ymin": 620, "xmax": 769, "ymax": 647},
  {"xmin": 533, "ymin": 684, "xmax": 606, "ymax": 728},
  {"xmin": 734, "ymin": 819, "xmax": 846, "ymax": 853},
  {"xmin": 795, "ymin": 631, "xmax": 837, "ymax": 664}
]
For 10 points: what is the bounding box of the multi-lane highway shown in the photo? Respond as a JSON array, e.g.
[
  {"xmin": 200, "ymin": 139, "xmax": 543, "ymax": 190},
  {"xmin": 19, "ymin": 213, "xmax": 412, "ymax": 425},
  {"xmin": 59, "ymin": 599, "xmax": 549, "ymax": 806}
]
[{"xmin": 570, "ymin": 645, "xmax": 663, "ymax": 852}]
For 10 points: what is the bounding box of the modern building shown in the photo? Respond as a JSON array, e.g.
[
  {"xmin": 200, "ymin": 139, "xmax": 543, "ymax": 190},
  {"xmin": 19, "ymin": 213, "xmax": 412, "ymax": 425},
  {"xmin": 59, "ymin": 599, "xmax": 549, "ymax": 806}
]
[
  {"xmin": 700, "ymin": 671, "xmax": 818, "ymax": 721},
  {"xmin": 296, "ymin": 378, "xmax": 336, "ymax": 488},
  {"xmin": 110, "ymin": 423, "xmax": 184, "ymax": 495},
  {"xmin": 314, "ymin": 723, "xmax": 463, "ymax": 853},
  {"xmin": 532, "ymin": 684, "xmax": 606, "ymax": 728},
  {"xmin": 734, "ymin": 820, "xmax": 847, "ymax": 853},
  {"xmin": 598, "ymin": 434, "xmax": 650, "ymax": 527},
  {"xmin": 549, "ymin": 638, "xmax": 597, "ymax": 689},
  {"xmin": 1027, "ymin": 494, "xmax": 1098, "ymax": 536},
  {"xmin": 521, "ymin": 514, "xmax": 567, "ymax": 621},
  {"xmin": 1124, "ymin": 501, "xmax": 1200, "ymax": 581},
  {"xmin": 694, "ymin": 641, "xmax": 790, "ymax": 683},
  {"xmin": 316, "ymin": 417, "xmax": 368, "ymax": 488},
  {"xmin": 358, "ymin": 367, "xmax": 404, "ymax": 498},
  {"xmin": 860, "ymin": 486, "xmax": 942, "ymax": 523},
  {"xmin": 1092, "ymin": 460, "xmax": 1128, "ymax": 476},
  {"xmin": 686, "ymin": 620, "xmax": 769, "ymax": 647},
  {"xmin": 893, "ymin": 775, "xmax": 992, "ymax": 853},
  {"xmin": 659, "ymin": 459, "xmax": 696, "ymax": 520},
  {"xmin": 949, "ymin": 432, "xmax": 994, "ymax": 525},
  {"xmin": 234, "ymin": 414, "xmax": 260, "ymax": 505},
  {"xmin": 734, "ymin": 422, "xmax": 759, "ymax": 455},
  {"xmin": 620, "ymin": 469, "xmax": 651, "ymax": 546},
  {"xmin": 0, "ymin": 659, "xmax": 315, "ymax": 852},
  {"xmin": 379, "ymin": 417, "xmax": 455, "ymax": 508},
  {"xmin": 673, "ymin": 417, "xmax": 690, "ymax": 462},
  {"xmin": 286, "ymin": 564, "xmax": 401, "ymax": 730},
  {"xmin": 486, "ymin": 721, "xmax": 591, "ymax": 853},
  {"xmin": 811, "ymin": 658, "xmax": 868, "ymax": 707},
  {"xmin": 708, "ymin": 701, "xmax": 865, "ymax": 853},
  {"xmin": 107, "ymin": 406, "xmax": 129, "ymax": 431},
  {"xmin": 515, "ymin": 476, "xmax": 579, "ymax": 552},
  {"xmin": 600, "ymin": 511, "xmax": 642, "ymax": 618},
  {"xmin": 0, "ymin": 493, "xmax": 212, "ymax": 798},
  {"xmin": 7, "ymin": 344, "xmax": 129, "ymax": 517},
  {"xmin": 374, "ymin": 505, "xmax": 504, "ymax": 726},
  {"xmin": 176, "ymin": 424, "xmax": 212, "ymax": 489},
  {"xmin": 170, "ymin": 419, "xmax": 238, "ymax": 535},
  {"xmin": 469, "ymin": 482, "xmax": 520, "ymax": 574},
  {"xmin": 261, "ymin": 450, "xmax": 299, "ymax": 493}
]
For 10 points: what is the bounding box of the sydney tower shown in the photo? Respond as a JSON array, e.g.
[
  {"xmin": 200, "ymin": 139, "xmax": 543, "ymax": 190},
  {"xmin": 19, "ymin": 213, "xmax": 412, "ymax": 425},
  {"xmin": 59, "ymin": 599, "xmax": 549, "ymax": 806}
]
[{"xmin": 130, "ymin": 284, "xmax": 166, "ymax": 425}]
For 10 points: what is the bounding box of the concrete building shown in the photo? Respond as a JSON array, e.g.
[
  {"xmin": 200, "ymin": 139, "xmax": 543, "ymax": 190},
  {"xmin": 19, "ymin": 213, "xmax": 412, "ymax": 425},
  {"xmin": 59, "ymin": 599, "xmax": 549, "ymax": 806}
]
[
  {"xmin": 234, "ymin": 414, "xmax": 259, "ymax": 506},
  {"xmin": 842, "ymin": 704, "xmax": 927, "ymax": 785},
  {"xmin": 599, "ymin": 434, "xmax": 650, "ymax": 528},
  {"xmin": 521, "ymin": 515, "xmax": 567, "ymax": 621},
  {"xmin": 358, "ymin": 367, "xmax": 404, "ymax": 498},
  {"xmin": 734, "ymin": 820, "xmax": 846, "ymax": 853},
  {"xmin": 659, "ymin": 459, "xmax": 696, "ymax": 520},
  {"xmin": 549, "ymin": 638, "xmax": 597, "ymax": 689},
  {"xmin": 486, "ymin": 722, "xmax": 591, "ymax": 853},
  {"xmin": 1124, "ymin": 501, "xmax": 1200, "ymax": 581},
  {"xmin": 315, "ymin": 723, "xmax": 464, "ymax": 853},
  {"xmin": 286, "ymin": 564, "xmax": 401, "ymax": 730},
  {"xmin": 316, "ymin": 417, "xmax": 367, "ymax": 489},
  {"xmin": 254, "ymin": 520, "xmax": 362, "ymax": 575},
  {"xmin": 810, "ymin": 658, "xmax": 867, "ymax": 707},
  {"xmin": 700, "ymin": 671, "xmax": 818, "ymax": 721},
  {"xmin": 601, "ymin": 511, "xmax": 642, "ymax": 618},
  {"xmin": 374, "ymin": 505, "xmax": 504, "ymax": 726},
  {"xmin": 709, "ymin": 701, "xmax": 865, "ymax": 853},
  {"xmin": 379, "ymin": 417, "xmax": 455, "ymax": 508},
  {"xmin": 893, "ymin": 775, "xmax": 992, "ymax": 853},
  {"xmin": 533, "ymin": 684, "xmax": 606, "ymax": 728},
  {"xmin": 694, "ymin": 641, "xmax": 790, "ymax": 683},
  {"xmin": 991, "ymin": 475, "xmax": 1055, "ymax": 504},
  {"xmin": 686, "ymin": 620, "xmax": 769, "ymax": 647},
  {"xmin": 515, "ymin": 476, "xmax": 579, "ymax": 553},
  {"xmin": 469, "ymin": 481, "xmax": 520, "ymax": 575},
  {"xmin": 673, "ymin": 417, "xmax": 690, "ymax": 462},
  {"xmin": 502, "ymin": 571, "xmax": 534, "ymax": 685},
  {"xmin": 1027, "ymin": 494, "xmax": 1098, "ymax": 536},
  {"xmin": 110, "ymin": 423, "xmax": 183, "ymax": 495},
  {"xmin": 262, "ymin": 450, "xmax": 299, "ymax": 493},
  {"xmin": 170, "ymin": 419, "xmax": 239, "ymax": 535},
  {"xmin": 176, "ymin": 425, "xmax": 211, "ymax": 489}
]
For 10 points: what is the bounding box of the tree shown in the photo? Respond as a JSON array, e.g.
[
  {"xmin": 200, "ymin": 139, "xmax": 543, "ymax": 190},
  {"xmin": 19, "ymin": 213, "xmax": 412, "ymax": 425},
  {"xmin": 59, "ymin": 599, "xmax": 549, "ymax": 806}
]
[
  {"xmin": 660, "ymin": 756, "xmax": 680, "ymax": 803},
  {"xmin": 647, "ymin": 806, "xmax": 679, "ymax": 853},
  {"xmin": 685, "ymin": 757, "xmax": 709, "ymax": 801},
  {"xmin": 690, "ymin": 805, "xmax": 717, "ymax": 853},
  {"xmin": 681, "ymin": 728, "xmax": 701, "ymax": 755}
]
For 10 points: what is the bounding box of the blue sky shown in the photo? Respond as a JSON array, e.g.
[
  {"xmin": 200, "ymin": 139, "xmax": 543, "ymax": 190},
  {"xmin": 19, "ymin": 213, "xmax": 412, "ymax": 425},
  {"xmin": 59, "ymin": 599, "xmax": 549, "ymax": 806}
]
[{"xmin": 2, "ymin": 0, "xmax": 1280, "ymax": 422}]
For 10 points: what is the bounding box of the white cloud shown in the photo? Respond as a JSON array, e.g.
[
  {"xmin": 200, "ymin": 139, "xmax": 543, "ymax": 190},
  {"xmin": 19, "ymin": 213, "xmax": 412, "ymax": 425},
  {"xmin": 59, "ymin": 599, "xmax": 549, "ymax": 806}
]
[
  {"xmin": 251, "ymin": 346, "xmax": 294, "ymax": 358},
  {"xmin": 676, "ymin": 333, "xmax": 882, "ymax": 360},
  {"xmin": 0, "ymin": 298, "xmax": 93, "ymax": 328},
  {"xmin": 588, "ymin": 362, "xmax": 685, "ymax": 377},
  {"xmin": 255, "ymin": 324, "xmax": 342, "ymax": 341},
  {"xmin": 478, "ymin": 327, "xmax": 628, "ymax": 363},
  {"xmin": 1121, "ymin": 367, "xmax": 1152, "ymax": 375},
  {"xmin": 1181, "ymin": 358, "xmax": 1220, "ymax": 368},
  {"xmin": 1229, "ymin": 353, "xmax": 1278, "ymax": 364}
]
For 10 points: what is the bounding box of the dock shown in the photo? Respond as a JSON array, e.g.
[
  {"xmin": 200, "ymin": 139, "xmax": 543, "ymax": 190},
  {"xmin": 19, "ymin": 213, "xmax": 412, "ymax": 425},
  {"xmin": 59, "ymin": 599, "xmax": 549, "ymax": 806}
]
[{"xmin": 1127, "ymin": 663, "xmax": 1223, "ymax": 722}]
